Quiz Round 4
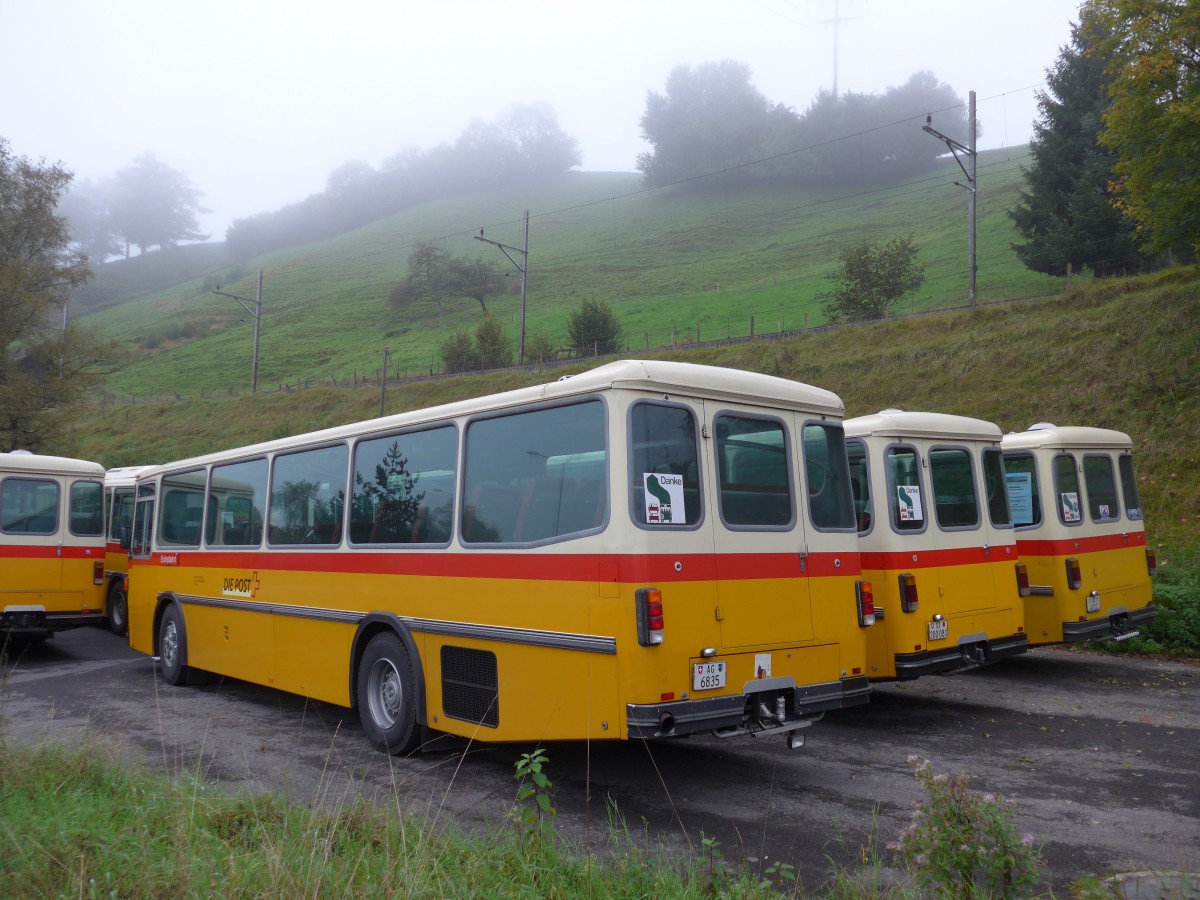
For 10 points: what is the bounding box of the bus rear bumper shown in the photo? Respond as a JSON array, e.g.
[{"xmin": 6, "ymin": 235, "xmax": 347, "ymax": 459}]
[
  {"xmin": 894, "ymin": 632, "xmax": 1030, "ymax": 679},
  {"xmin": 1, "ymin": 605, "xmax": 102, "ymax": 637},
  {"xmin": 1063, "ymin": 605, "xmax": 1156, "ymax": 643},
  {"xmin": 626, "ymin": 674, "xmax": 871, "ymax": 740}
]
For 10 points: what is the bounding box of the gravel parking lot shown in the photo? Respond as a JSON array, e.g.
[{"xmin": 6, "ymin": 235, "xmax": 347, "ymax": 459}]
[{"xmin": 2, "ymin": 627, "xmax": 1197, "ymax": 893}]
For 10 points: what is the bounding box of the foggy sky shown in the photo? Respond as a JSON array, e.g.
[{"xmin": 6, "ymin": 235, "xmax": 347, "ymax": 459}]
[{"xmin": 3, "ymin": 0, "xmax": 1083, "ymax": 239}]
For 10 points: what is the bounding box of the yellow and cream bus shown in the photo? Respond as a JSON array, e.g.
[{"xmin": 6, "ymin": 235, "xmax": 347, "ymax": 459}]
[
  {"xmin": 1, "ymin": 451, "xmax": 107, "ymax": 640},
  {"xmin": 844, "ymin": 411, "xmax": 1029, "ymax": 680},
  {"xmin": 1001, "ymin": 424, "xmax": 1156, "ymax": 645},
  {"xmin": 102, "ymin": 466, "xmax": 154, "ymax": 636},
  {"xmin": 127, "ymin": 360, "xmax": 875, "ymax": 754}
]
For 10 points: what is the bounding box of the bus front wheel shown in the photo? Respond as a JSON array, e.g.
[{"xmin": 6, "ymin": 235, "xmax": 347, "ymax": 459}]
[
  {"xmin": 357, "ymin": 631, "xmax": 419, "ymax": 755},
  {"xmin": 107, "ymin": 583, "xmax": 128, "ymax": 636},
  {"xmin": 158, "ymin": 604, "xmax": 190, "ymax": 686}
]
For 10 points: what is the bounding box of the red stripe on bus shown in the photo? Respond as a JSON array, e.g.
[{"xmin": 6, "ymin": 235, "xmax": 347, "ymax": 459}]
[
  {"xmin": 133, "ymin": 550, "xmax": 860, "ymax": 582},
  {"xmin": 1015, "ymin": 532, "xmax": 1145, "ymax": 556},
  {"xmin": 0, "ymin": 545, "xmax": 103, "ymax": 560},
  {"xmin": 860, "ymin": 546, "xmax": 1013, "ymax": 570}
]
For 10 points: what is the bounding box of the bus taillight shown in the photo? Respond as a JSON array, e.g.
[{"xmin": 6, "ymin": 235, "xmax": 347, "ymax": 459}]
[
  {"xmin": 856, "ymin": 581, "xmax": 875, "ymax": 627},
  {"xmin": 636, "ymin": 588, "xmax": 664, "ymax": 646},
  {"xmin": 1015, "ymin": 563, "xmax": 1031, "ymax": 597},
  {"xmin": 1146, "ymin": 548, "xmax": 1157, "ymax": 577},
  {"xmin": 93, "ymin": 560, "xmax": 104, "ymax": 585},
  {"xmin": 898, "ymin": 573, "xmax": 918, "ymax": 613},
  {"xmin": 1066, "ymin": 558, "xmax": 1082, "ymax": 590}
]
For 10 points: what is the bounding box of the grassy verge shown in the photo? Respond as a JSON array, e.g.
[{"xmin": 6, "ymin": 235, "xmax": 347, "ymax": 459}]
[{"xmin": 0, "ymin": 739, "xmax": 877, "ymax": 898}]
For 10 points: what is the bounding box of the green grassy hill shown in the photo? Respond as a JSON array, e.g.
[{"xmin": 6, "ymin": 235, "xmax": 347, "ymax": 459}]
[
  {"xmin": 82, "ymin": 148, "xmax": 1061, "ymax": 400},
  {"xmin": 67, "ymin": 267, "xmax": 1199, "ymax": 557}
]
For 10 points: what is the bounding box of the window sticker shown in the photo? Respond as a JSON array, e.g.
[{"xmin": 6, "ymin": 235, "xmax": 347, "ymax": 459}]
[
  {"xmin": 897, "ymin": 485, "xmax": 923, "ymax": 522},
  {"xmin": 644, "ymin": 472, "xmax": 684, "ymax": 524},
  {"xmin": 1060, "ymin": 491, "xmax": 1081, "ymax": 523},
  {"xmin": 1098, "ymin": 503, "xmax": 1111, "ymax": 520},
  {"xmin": 1006, "ymin": 472, "xmax": 1034, "ymax": 526}
]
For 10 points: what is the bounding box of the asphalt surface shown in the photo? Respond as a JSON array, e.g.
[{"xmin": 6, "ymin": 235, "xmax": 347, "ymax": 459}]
[{"xmin": 2, "ymin": 626, "xmax": 1197, "ymax": 894}]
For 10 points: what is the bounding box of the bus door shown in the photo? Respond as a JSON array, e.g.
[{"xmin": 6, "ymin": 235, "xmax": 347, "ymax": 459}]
[
  {"xmin": 1, "ymin": 474, "xmax": 64, "ymax": 594},
  {"xmin": 709, "ymin": 408, "xmax": 814, "ymax": 650}
]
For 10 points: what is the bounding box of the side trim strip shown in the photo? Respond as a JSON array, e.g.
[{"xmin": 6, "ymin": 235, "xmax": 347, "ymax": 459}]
[{"xmin": 173, "ymin": 593, "xmax": 617, "ymax": 655}]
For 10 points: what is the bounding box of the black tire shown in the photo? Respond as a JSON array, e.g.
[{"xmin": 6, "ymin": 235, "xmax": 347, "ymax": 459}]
[
  {"xmin": 158, "ymin": 604, "xmax": 190, "ymax": 686},
  {"xmin": 107, "ymin": 582, "xmax": 128, "ymax": 637},
  {"xmin": 357, "ymin": 631, "xmax": 419, "ymax": 755}
]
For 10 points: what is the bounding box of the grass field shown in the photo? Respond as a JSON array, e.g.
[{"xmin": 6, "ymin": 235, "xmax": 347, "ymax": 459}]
[{"xmin": 81, "ymin": 148, "xmax": 1062, "ymax": 399}]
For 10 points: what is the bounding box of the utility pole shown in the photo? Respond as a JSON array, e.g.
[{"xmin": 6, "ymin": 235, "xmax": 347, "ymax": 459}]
[
  {"xmin": 379, "ymin": 346, "xmax": 388, "ymax": 417},
  {"xmin": 212, "ymin": 268, "xmax": 263, "ymax": 392},
  {"xmin": 815, "ymin": 0, "xmax": 858, "ymax": 100},
  {"xmin": 923, "ymin": 91, "xmax": 977, "ymax": 307},
  {"xmin": 475, "ymin": 210, "xmax": 528, "ymax": 364}
]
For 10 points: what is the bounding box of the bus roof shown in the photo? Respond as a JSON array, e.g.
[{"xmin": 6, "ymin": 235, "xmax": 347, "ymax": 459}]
[
  {"xmin": 104, "ymin": 465, "xmax": 156, "ymax": 487},
  {"xmin": 844, "ymin": 409, "xmax": 1002, "ymax": 443},
  {"xmin": 0, "ymin": 452, "xmax": 106, "ymax": 478},
  {"xmin": 1001, "ymin": 424, "xmax": 1134, "ymax": 452},
  {"xmin": 134, "ymin": 360, "xmax": 846, "ymax": 478}
]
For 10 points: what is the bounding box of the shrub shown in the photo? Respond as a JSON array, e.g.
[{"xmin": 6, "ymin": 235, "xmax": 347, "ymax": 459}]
[
  {"xmin": 567, "ymin": 299, "xmax": 622, "ymax": 356},
  {"xmin": 892, "ymin": 755, "xmax": 1043, "ymax": 898}
]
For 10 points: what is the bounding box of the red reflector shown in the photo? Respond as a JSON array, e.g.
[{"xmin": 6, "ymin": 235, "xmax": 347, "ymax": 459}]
[
  {"xmin": 1066, "ymin": 558, "xmax": 1082, "ymax": 590},
  {"xmin": 648, "ymin": 616, "xmax": 664, "ymax": 630},
  {"xmin": 660, "ymin": 692, "xmax": 675, "ymax": 702},
  {"xmin": 851, "ymin": 667, "xmax": 861, "ymax": 675}
]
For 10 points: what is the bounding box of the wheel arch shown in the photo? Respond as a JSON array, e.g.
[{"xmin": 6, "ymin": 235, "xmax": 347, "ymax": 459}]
[
  {"xmin": 152, "ymin": 592, "xmax": 186, "ymax": 663},
  {"xmin": 350, "ymin": 613, "xmax": 427, "ymax": 726}
]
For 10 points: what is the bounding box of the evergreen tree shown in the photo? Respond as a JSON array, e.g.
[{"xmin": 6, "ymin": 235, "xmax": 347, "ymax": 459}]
[{"xmin": 1009, "ymin": 12, "xmax": 1142, "ymax": 277}]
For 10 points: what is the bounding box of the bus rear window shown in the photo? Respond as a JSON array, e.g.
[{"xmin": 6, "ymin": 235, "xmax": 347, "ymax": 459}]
[
  {"xmin": 1, "ymin": 478, "xmax": 58, "ymax": 534},
  {"xmin": 1053, "ymin": 454, "xmax": 1082, "ymax": 525},
  {"xmin": 716, "ymin": 414, "xmax": 793, "ymax": 528},
  {"xmin": 1083, "ymin": 454, "xmax": 1120, "ymax": 522},
  {"xmin": 930, "ymin": 447, "xmax": 979, "ymax": 529},
  {"xmin": 1002, "ymin": 452, "xmax": 1042, "ymax": 528},
  {"xmin": 885, "ymin": 446, "xmax": 925, "ymax": 532},
  {"xmin": 629, "ymin": 402, "xmax": 701, "ymax": 528},
  {"xmin": 69, "ymin": 481, "xmax": 104, "ymax": 536},
  {"xmin": 803, "ymin": 423, "xmax": 855, "ymax": 530},
  {"xmin": 1118, "ymin": 454, "xmax": 1143, "ymax": 520}
]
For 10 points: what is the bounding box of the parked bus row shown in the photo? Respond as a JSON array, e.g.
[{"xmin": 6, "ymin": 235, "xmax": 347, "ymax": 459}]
[{"xmin": 0, "ymin": 360, "xmax": 1156, "ymax": 756}]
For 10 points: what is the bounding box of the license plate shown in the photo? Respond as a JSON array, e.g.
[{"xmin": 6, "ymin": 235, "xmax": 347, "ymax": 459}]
[
  {"xmin": 1086, "ymin": 594, "xmax": 1101, "ymax": 613},
  {"xmin": 693, "ymin": 661, "xmax": 727, "ymax": 691},
  {"xmin": 928, "ymin": 619, "xmax": 949, "ymax": 641}
]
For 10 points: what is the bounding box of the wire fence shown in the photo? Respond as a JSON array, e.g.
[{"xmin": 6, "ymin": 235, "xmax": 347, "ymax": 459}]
[{"xmin": 95, "ymin": 290, "xmax": 1061, "ymax": 408}]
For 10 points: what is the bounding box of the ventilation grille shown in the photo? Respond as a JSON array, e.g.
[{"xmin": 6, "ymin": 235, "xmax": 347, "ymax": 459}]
[{"xmin": 441, "ymin": 645, "xmax": 499, "ymax": 727}]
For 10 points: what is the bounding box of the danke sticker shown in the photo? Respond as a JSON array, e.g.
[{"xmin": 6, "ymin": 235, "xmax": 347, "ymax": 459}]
[{"xmin": 644, "ymin": 472, "xmax": 684, "ymax": 524}]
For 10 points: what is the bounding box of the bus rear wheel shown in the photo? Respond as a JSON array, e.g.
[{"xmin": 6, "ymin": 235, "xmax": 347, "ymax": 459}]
[
  {"xmin": 158, "ymin": 604, "xmax": 190, "ymax": 686},
  {"xmin": 357, "ymin": 631, "xmax": 419, "ymax": 755},
  {"xmin": 107, "ymin": 583, "xmax": 128, "ymax": 636}
]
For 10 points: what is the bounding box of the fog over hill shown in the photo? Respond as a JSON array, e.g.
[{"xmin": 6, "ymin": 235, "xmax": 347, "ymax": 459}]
[{"xmin": 4, "ymin": 0, "xmax": 1082, "ymax": 237}]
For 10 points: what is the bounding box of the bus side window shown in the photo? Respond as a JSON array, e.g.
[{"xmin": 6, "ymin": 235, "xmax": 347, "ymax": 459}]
[{"xmin": 846, "ymin": 440, "xmax": 872, "ymax": 533}]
